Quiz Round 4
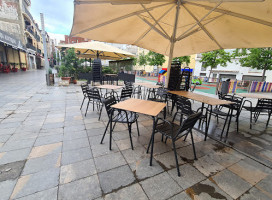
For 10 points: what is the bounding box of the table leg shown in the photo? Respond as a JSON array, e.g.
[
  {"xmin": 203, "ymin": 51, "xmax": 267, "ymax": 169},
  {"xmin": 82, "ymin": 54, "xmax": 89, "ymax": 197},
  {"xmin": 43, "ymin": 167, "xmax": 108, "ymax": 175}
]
[
  {"xmin": 149, "ymin": 116, "xmax": 156, "ymax": 166},
  {"xmin": 205, "ymin": 105, "xmax": 212, "ymax": 141},
  {"xmin": 198, "ymin": 102, "xmax": 204, "ymax": 127}
]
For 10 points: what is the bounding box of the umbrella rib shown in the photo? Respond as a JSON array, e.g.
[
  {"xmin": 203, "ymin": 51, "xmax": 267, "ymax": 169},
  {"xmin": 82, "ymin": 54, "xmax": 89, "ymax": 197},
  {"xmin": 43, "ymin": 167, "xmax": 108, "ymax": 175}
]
[
  {"xmin": 137, "ymin": 15, "xmax": 171, "ymax": 40},
  {"xmin": 184, "ymin": 1, "xmax": 272, "ymax": 28},
  {"xmin": 181, "ymin": 4, "xmax": 223, "ymax": 49},
  {"xmin": 140, "ymin": 4, "xmax": 170, "ymax": 39},
  {"xmin": 176, "ymin": 1, "xmax": 222, "ymax": 42},
  {"xmin": 134, "ymin": 5, "xmax": 174, "ymax": 45},
  {"xmin": 177, "ymin": 14, "xmax": 224, "ymax": 42},
  {"xmin": 72, "ymin": 2, "xmax": 174, "ymax": 36},
  {"xmin": 114, "ymin": 52, "xmax": 123, "ymax": 58}
]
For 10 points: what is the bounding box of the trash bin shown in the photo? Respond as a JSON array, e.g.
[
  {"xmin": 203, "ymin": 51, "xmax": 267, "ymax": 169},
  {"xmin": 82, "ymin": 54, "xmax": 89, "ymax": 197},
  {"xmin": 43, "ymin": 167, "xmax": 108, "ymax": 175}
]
[{"xmin": 221, "ymin": 81, "xmax": 230, "ymax": 95}]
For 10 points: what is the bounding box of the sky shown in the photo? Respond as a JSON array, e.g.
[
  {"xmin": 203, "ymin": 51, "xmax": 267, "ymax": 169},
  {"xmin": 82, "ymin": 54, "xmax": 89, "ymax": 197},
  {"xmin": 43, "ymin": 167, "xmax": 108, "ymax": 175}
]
[{"xmin": 30, "ymin": 0, "xmax": 74, "ymax": 42}]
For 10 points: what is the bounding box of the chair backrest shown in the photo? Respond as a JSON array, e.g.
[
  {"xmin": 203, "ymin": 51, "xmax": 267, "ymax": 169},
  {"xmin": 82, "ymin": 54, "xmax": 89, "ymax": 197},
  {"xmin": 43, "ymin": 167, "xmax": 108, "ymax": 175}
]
[
  {"xmin": 230, "ymin": 95, "xmax": 244, "ymax": 112},
  {"xmin": 256, "ymin": 98, "xmax": 272, "ymax": 111},
  {"xmin": 87, "ymin": 88, "xmax": 101, "ymax": 101},
  {"xmin": 104, "ymin": 96, "xmax": 117, "ymax": 117},
  {"xmin": 120, "ymin": 88, "xmax": 133, "ymax": 100},
  {"xmin": 176, "ymin": 97, "xmax": 194, "ymax": 116},
  {"xmin": 124, "ymin": 81, "xmax": 133, "ymax": 89},
  {"xmin": 175, "ymin": 112, "xmax": 202, "ymax": 138},
  {"xmin": 156, "ymin": 88, "xmax": 168, "ymax": 100},
  {"xmin": 81, "ymin": 83, "xmax": 89, "ymax": 95}
]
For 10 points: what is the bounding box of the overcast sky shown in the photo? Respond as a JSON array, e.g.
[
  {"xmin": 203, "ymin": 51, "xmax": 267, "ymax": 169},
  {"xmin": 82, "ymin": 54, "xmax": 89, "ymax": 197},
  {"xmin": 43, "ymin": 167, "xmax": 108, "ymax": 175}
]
[{"xmin": 30, "ymin": 0, "xmax": 74, "ymax": 42}]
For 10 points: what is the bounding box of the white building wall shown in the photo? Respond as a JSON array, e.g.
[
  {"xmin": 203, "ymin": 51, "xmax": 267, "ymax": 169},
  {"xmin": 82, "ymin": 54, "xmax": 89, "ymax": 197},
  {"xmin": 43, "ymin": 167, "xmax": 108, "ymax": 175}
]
[{"xmin": 194, "ymin": 54, "xmax": 272, "ymax": 82}]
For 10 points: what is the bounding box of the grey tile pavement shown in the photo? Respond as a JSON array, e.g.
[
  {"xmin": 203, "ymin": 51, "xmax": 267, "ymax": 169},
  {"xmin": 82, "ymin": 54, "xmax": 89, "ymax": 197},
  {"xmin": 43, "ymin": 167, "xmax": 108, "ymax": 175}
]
[{"xmin": 0, "ymin": 71, "xmax": 272, "ymax": 200}]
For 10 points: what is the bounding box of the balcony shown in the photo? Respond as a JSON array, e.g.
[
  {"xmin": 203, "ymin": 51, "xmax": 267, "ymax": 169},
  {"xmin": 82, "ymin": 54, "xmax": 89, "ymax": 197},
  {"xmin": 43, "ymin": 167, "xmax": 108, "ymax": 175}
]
[
  {"xmin": 35, "ymin": 34, "xmax": 40, "ymax": 42},
  {"xmin": 26, "ymin": 26, "xmax": 34, "ymax": 36},
  {"xmin": 37, "ymin": 49, "xmax": 41, "ymax": 54},
  {"xmin": 26, "ymin": 43, "xmax": 36, "ymax": 51}
]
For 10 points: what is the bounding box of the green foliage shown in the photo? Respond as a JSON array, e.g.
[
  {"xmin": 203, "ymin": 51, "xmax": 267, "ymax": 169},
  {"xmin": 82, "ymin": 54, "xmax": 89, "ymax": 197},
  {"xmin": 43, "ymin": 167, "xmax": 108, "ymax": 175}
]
[
  {"xmin": 232, "ymin": 48, "xmax": 272, "ymax": 81},
  {"xmin": 132, "ymin": 57, "xmax": 137, "ymax": 66},
  {"xmin": 173, "ymin": 56, "xmax": 191, "ymax": 66},
  {"xmin": 58, "ymin": 65, "xmax": 69, "ymax": 77},
  {"xmin": 146, "ymin": 51, "xmax": 166, "ymax": 66},
  {"xmin": 102, "ymin": 66, "xmax": 115, "ymax": 74},
  {"xmin": 138, "ymin": 52, "xmax": 148, "ymax": 66},
  {"xmin": 60, "ymin": 48, "xmax": 84, "ymax": 79},
  {"xmin": 48, "ymin": 68, "xmax": 52, "ymax": 74},
  {"xmin": 200, "ymin": 50, "xmax": 231, "ymax": 78},
  {"xmin": 82, "ymin": 66, "xmax": 92, "ymax": 73}
]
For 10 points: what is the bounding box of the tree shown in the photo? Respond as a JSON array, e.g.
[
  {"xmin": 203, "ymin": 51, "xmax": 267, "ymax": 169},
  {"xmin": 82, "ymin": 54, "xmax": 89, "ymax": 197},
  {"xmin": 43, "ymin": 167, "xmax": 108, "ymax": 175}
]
[
  {"xmin": 200, "ymin": 50, "xmax": 231, "ymax": 79},
  {"xmin": 138, "ymin": 52, "xmax": 148, "ymax": 70},
  {"xmin": 232, "ymin": 48, "xmax": 272, "ymax": 81},
  {"xmin": 146, "ymin": 51, "xmax": 166, "ymax": 66},
  {"xmin": 173, "ymin": 56, "xmax": 191, "ymax": 66}
]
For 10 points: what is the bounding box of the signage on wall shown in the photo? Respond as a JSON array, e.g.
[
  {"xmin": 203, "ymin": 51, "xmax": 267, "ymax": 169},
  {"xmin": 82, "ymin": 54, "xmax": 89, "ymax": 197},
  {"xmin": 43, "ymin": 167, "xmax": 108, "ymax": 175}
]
[{"xmin": 0, "ymin": 29, "xmax": 26, "ymax": 51}]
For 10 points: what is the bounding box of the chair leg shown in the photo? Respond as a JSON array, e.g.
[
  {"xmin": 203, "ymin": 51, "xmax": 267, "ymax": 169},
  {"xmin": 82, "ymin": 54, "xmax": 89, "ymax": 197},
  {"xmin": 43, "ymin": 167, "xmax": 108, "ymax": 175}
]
[
  {"xmin": 172, "ymin": 140, "xmax": 181, "ymax": 176},
  {"xmin": 128, "ymin": 124, "xmax": 134, "ymax": 150},
  {"xmin": 100, "ymin": 119, "xmax": 110, "ymax": 144},
  {"xmin": 266, "ymin": 112, "xmax": 271, "ymax": 127},
  {"xmin": 250, "ymin": 111, "xmax": 252, "ymax": 129},
  {"xmin": 109, "ymin": 115, "xmax": 113, "ymax": 150},
  {"xmin": 85, "ymin": 101, "xmax": 90, "ymax": 117},
  {"xmin": 80, "ymin": 96, "xmax": 86, "ymax": 110},
  {"xmin": 136, "ymin": 119, "xmax": 140, "ymax": 136},
  {"xmin": 98, "ymin": 104, "xmax": 103, "ymax": 121},
  {"xmin": 190, "ymin": 130, "xmax": 197, "ymax": 160}
]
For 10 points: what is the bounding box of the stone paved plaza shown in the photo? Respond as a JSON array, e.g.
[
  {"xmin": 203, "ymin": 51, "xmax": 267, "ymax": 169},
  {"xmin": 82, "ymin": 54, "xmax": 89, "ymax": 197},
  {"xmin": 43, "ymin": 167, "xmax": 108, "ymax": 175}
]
[{"xmin": 0, "ymin": 70, "xmax": 272, "ymax": 200}]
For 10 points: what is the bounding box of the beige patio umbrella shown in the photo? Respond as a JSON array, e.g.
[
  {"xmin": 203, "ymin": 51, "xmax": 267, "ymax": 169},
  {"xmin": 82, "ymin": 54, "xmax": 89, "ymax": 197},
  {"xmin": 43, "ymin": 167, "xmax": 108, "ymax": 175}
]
[
  {"xmin": 57, "ymin": 41, "xmax": 135, "ymax": 60},
  {"xmin": 71, "ymin": 0, "xmax": 272, "ymax": 86}
]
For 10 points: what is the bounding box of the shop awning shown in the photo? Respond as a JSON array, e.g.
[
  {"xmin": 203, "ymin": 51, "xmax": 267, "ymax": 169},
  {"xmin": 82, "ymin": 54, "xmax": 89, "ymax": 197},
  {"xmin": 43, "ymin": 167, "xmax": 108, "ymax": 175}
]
[
  {"xmin": 0, "ymin": 29, "xmax": 26, "ymax": 51},
  {"xmin": 159, "ymin": 70, "xmax": 166, "ymax": 74}
]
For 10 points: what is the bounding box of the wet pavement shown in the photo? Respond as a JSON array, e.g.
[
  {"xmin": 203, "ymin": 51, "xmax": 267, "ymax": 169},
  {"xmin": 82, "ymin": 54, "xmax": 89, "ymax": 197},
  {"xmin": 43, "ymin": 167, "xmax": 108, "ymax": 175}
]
[{"xmin": 0, "ymin": 70, "xmax": 271, "ymax": 200}]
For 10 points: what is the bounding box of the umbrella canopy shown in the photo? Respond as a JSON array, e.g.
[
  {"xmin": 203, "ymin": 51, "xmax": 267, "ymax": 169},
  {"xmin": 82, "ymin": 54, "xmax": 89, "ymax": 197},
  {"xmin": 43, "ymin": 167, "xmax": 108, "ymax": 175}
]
[
  {"xmin": 71, "ymin": 0, "xmax": 272, "ymax": 85},
  {"xmin": 57, "ymin": 41, "xmax": 135, "ymax": 60}
]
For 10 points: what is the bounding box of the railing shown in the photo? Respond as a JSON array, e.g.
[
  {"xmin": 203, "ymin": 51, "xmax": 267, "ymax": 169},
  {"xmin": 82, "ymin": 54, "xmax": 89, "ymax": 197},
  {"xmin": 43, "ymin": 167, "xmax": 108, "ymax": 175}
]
[
  {"xmin": 26, "ymin": 26, "xmax": 34, "ymax": 36},
  {"xmin": 26, "ymin": 43, "xmax": 36, "ymax": 51},
  {"xmin": 35, "ymin": 34, "xmax": 40, "ymax": 42}
]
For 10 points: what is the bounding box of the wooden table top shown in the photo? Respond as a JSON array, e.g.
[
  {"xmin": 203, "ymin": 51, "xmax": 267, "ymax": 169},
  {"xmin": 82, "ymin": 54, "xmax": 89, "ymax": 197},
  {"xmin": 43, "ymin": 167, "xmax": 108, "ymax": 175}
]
[
  {"xmin": 95, "ymin": 85, "xmax": 123, "ymax": 90},
  {"xmin": 111, "ymin": 98, "xmax": 166, "ymax": 117},
  {"xmin": 236, "ymin": 93, "xmax": 272, "ymax": 100},
  {"xmin": 169, "ymin": 91, "xmax": 234, "ymax": 106}
]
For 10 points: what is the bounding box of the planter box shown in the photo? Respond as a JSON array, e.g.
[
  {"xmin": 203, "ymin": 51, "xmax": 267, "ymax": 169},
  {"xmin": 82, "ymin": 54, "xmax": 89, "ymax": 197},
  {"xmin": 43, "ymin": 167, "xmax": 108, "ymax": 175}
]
[
  {"xmin": 61, "ymin": 77, "xmax": 71, "ymax": 83},
  {"xmin": 22, "ymin": 68, "xmax": 27, "ymax": 71},
  {"xmin": 46, "ymin": 74, "xmax": 55, "ymax": 86},
  {"xmin": 59, "ymin": 80, "xmax": 70, "ymax": 86},
  {"xmin": 12, "ymin": 68, "xmax": 18, "ymax": 72},
  {"xmin": 76, "ymin": 80, "xmax": 88, "ymax": 86}
]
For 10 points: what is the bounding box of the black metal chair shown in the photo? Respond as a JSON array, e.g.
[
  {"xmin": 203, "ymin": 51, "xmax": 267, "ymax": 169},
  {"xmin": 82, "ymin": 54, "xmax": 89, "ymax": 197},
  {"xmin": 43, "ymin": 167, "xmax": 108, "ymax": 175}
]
[
  {"xmin": 242, "ymin": 98, "xmax": 272, "ymax": 129},
  {"xmin": 117, "ymin": 87, "xmax": 133, "ymax": 101},
  {"xmin": 132, "ymin": 85, "xmax": 142, "ymax": 99},
  {"xmin": 148, "ymin": 112, "xmax": 202, "ymax": 176},
  {"xmin": 100, "ymin": 96, "xmax": 140, "ymax": 150},
  {"xmin": 80, "ymin": 83, "xmax": 89, "ymax": 110},
  {"xmin": 209, "ymin": 94, "xmax": 244, "ymax": 139},
  {"xmin": 85, "ymin": 88, "xmax": 104, "ymax": 120}
]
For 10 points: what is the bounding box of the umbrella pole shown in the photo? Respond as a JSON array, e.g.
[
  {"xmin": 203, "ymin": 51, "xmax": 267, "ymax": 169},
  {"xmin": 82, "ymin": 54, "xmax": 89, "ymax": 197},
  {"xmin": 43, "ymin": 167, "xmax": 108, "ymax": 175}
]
[{"xmin": 166, "ymin": 1, "xmax": 180, "ymax": 88}]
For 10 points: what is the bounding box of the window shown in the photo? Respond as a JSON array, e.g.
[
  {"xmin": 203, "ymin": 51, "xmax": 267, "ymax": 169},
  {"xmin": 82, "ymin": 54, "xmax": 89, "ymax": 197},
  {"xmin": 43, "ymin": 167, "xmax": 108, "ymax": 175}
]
[
  {"xmin": 201, "ymin": 62, "xmax": 206, "ymax": 71},
  {"xmin": 200, "ymin": 73, "xmax": 206, "ymax": 77}
]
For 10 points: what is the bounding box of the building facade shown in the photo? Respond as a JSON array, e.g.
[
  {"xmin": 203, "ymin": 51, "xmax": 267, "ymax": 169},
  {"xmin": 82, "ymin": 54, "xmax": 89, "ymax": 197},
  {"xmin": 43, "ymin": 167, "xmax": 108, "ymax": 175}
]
[
  {"xmin": 0, "ymin": 0, "xmax": 53, "ymax": 71},
  {"xmin": 193, "ymin": 52, "xmax": 272, "ymax": 82},
  {"xmin": 59, "ymin": 35, "xmax": 88, "ymax": 44}
]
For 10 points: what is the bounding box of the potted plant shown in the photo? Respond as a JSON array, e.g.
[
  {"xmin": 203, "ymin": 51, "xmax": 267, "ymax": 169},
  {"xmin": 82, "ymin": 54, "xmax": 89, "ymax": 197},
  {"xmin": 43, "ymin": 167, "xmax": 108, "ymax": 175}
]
[{"xmin": 21, "ymin": 63, "xmax": 27, "ymax": 71}]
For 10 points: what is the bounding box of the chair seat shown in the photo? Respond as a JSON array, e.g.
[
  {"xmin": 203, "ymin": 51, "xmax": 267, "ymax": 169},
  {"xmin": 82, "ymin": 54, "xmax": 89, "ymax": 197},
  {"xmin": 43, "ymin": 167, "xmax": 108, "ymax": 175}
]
[
  {"xmin": 243, "ymin": 106, "xmax": 269, "ymax": 113},
  {"xmin": 112, "ymin": 111, "xmax": 138, "ymax": 123},
  {"xmin": 148, "ymin": 98, "xmax": 165, "ymax": 103},
  {"xmin": 211, "ymin": 108, "xmax": 229, "ymax": 116},
  {"xmin": 156, "ymin": 122, "xmax": 181, "ymax": 139}
]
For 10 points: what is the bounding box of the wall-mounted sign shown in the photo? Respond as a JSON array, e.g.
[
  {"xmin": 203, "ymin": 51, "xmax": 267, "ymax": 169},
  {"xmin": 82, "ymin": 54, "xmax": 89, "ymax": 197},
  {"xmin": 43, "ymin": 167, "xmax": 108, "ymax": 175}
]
[{"xmin": 0, "ymin": 29, "xmax": 26, "ymax": 51}]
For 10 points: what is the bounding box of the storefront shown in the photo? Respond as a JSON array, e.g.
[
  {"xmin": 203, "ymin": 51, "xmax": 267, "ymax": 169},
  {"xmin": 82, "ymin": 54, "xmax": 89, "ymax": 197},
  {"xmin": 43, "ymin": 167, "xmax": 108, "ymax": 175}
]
[{"xmin": 0, "ymin": 29, "xmax": 27, "ymax": 71}]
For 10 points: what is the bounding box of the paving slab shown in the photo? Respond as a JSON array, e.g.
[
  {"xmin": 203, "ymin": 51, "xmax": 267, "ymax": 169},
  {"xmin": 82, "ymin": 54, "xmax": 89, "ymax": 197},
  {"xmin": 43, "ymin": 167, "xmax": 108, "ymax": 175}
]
[
  {"xmin": 98, "ymin": 165, "xmax": 135, "ymax": 194},
  {"xmin": 22, "ymin": 153, "xmax": 60, "ymax": 175},
  {"xmin": 104, "ymin": 183, "xmax": 148, "ymax": 200},
  {"xmin": 28, "ymin": 142, "xmax": 62, "ymax": 159},
  {"xmin": 0, "ymin": 179, "xmax": 17, "ymax": 200},
  {"xmin": 186, "ymin": 179, "xmax": 232, "ymax": 200},
  {"xmin": 168, "ymin": 192, "xmax": 191, "ymax": 200},
  {"xmin": 129, "ymin": 158, "xmax": 164, "ymax": 180},
  {"xmin": 94, "ymin": 152, "xmax": 126, "ymax": 173},
  {"xmin": 60, "ymin": 159, "xmax": 96, "ymax": 184},
  {"xmin": 61, "ymin": 147, "xmax": 92, "ymax": 165},
  {"xmin": 255, "ymin": 175, "xmax": 272, "ymax": 199},
  {"xmin": 10, "ymin": 168, "xmax": 60, "ymax": 199},
  {"xmin": 34, "ymin": 134, "xmax": 63, "ymax": 147},
  {"xmin": 240, "ymin": 187, "xmax": 271, "ymax": 200},
  {"xmin": 154, "ymin": 151, "xmax": 184, "ymax": 170},
  {"xmin": 0, "ymin": 160, "xmax": 25, "ymax": 182},
  {"xmin": 0, "ymin": 148, "xmax": 31, "ymax": 165},
  {"xmin": 15, "ymin": 187, "xmax": 58, "ymax": 200},
  {"xmin": 168, "ymin": 164, "xmax": 206, "ymax": 190},
  {"xmin": 58, "ymin": 175, "xmax": 101, "ymax": 200},
  {"xmin": 211, "ymin": 169, "xmax": 252, "ymax": 199},
  {"xmin": 62, "ymin": 138, "xmax": 89, "ymax": 152},
  {"xmin": 140, "ymin": 172, "xmax": 182, "ymax": 200}
]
